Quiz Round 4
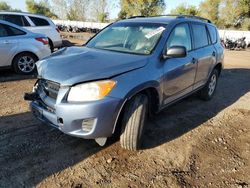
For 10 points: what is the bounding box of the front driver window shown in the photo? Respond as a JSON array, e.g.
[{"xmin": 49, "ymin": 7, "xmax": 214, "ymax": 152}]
[{"xmin": 167, "ymin": 23, "xmax": 192, "ymax": 51}]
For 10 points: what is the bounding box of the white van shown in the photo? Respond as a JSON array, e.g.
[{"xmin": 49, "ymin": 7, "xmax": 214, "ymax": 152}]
[{"xmin": 0, "ymin": 11, "xmax": 62, "ymax": 51}]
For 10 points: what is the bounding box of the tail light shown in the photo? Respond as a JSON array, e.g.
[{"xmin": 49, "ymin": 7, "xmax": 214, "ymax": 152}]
[
  {"xmin": 56, "ymin": 28, "xmax": 60, "ymax": 33},
  {"xmin": 36, "ymin": 37, "xmax": 49, "ymax": 45},
  {"xmin": 221, "ymin": 42, "xmax": 225, "ymax": 48}
]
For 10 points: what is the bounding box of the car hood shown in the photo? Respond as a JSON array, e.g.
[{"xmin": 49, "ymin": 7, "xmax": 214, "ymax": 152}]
[{"xmin": 37, "ymin": 47, "xmax": 148, "ymax": 86}]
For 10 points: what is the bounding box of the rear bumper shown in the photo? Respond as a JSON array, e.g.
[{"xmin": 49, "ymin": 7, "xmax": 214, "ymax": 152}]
[
  {"xmin": 30, "ymin": 96, "xmax": 123, "ymax": 139},
  {"xmin": 35, "ymin": 46, "xmax": 51, "ymax": 60},
  {"xmin": 53, "ymin": 40, "xmax": 63, "ymax": 48}
]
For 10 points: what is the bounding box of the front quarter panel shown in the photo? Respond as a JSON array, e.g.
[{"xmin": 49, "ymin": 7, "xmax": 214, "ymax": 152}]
[{"xmin": 108, "ymin": 56, "xmax": 164, "ymax": 108}]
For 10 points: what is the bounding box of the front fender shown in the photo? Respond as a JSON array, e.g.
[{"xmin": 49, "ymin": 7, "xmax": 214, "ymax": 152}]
[
  {"xmin": 108, "ymin": 63, "xmax": 164, "ymax": 108},
  {"xmin": 124, "ymin": 80, "xmax": 161, "ymax": 100}
]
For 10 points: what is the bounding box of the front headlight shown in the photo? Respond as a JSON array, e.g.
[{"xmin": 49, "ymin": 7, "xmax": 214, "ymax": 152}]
[{"xmin": 67, "ymin": 80, "xmax": 116, "ymax": 102}]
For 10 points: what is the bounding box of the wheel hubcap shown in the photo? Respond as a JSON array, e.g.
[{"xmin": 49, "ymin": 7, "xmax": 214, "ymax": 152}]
[
  {"xmin": 18, "ymin": 56, "xmax": 35, "ymax": 73},
  {"xmin": 208, "ymin": 74, "xmax": 217, "ymax": 96}
]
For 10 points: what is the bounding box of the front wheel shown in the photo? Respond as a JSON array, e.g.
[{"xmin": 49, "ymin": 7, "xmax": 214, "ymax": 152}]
[
  {"xmin": 12, "ymin": 52, "xmax": 38, "ymax": 75},
  {"xmin": 120, "ymin": 94, "xmax": 148, "ymax": 151},
  {"xmin": 199, "ymin": 69, "xmax": 218, "ymax": 100}
]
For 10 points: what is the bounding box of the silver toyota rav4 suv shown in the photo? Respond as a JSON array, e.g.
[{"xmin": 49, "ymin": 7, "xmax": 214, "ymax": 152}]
[{"xmin": 25, "ymin": 15, "xmax": 224, "ymax": 150}]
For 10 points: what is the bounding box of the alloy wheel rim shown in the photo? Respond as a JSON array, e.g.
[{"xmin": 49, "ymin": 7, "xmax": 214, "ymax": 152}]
[
  {"xmin": 18, "ymin": 56, "xmax": 35, "ymax": 73},
  {"xmin": 208, "ymin": 74, "xmax": 217, "ymax": 96}
]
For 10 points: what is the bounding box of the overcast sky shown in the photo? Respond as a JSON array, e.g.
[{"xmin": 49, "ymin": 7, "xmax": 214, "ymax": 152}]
[{"xmin": 2, "ymin": 0, "xmax": 203, "ymax": 19}]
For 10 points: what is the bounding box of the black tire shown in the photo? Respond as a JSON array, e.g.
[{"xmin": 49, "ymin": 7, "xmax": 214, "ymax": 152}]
[
  {"xmin": 49, "ymin": 39, "xmax": 54, "ymax": 52},
  {"xmin": 12, "ymin": 52, "xmax": 38, "ymax": 75},
  {"xmin": 120, "ymin": 94, "xmax": 148, "ymax": 150},
  {"xmin": 199, "ymin": 69, "xmax": 219, "ymax": 101}
]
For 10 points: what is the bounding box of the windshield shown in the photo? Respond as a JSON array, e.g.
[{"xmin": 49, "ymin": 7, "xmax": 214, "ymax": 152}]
[{"xmin": 86, "ymin": 22, "xmax": 166, "ymax": 55}]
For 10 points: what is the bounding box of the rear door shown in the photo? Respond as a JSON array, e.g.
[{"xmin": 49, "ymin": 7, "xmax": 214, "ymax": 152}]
[
  {"xmin": 0, "ymin": 23, "xmax": 26, "ymax": 67},
  {"xmin": 0, "ymin": 24, "xmax": 16, "ymax": 67},
  {"xmin": 163, "ymin": 23, "xmax": 197, "ymax": 104},
  {"xmin": 207, "ymin": 25, "xmax": 224, "ymax": 65},
  {"xmin": 191, "ymin": 23, "xmax": 217, "ymax": 89}
]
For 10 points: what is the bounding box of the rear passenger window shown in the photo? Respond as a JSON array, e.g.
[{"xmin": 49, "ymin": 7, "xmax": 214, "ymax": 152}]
[
  {"xmin": 7, "ymin": 25, "xmax": 26, "ymax": 36},
  {"xmin": 3, "ymin": 15, "xmax": 23, "ymax": 26},
  {"xmin": 207, "ymin": 25, "xmax": 217, "ymax": 44},
  {"xmin": 192, "ymin": 24, "xmax": 209, "ymax": 49},
  {"xmin": 0, "ymin": 24, "xmax": 25, "ymax": 37},
  {"xmin": 167, "ymin": 23, "xmax": 192, "ymax": 51},
  {"xmin": 0, "ymin": 15, "xmax": 30, "ymax": 26},
  {"xmin": 0, "ymin": 24, "xmax": 8, "ymax": 37},
  {"xmin": 29, "ymin": 16, "xmax": 49, "ymax": 26}
]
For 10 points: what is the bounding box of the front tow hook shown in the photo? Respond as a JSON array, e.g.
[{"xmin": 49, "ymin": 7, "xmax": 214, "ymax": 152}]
[{"xmin": 24, "ymin": 92, "xmax": 39, "ymax": 101}]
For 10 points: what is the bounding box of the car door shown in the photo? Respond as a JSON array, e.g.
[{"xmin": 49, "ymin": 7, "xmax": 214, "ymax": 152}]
[
  {"xmin": 191, "ymin": 23, "xmax": 217, "ymax": 89},
  {"xmin": 0, "ymin": 24, "xmax": 17, "ymax": 67},
  {"xmin": 163, "ymin": 23, "xmax": 197, "ymax": 105}
]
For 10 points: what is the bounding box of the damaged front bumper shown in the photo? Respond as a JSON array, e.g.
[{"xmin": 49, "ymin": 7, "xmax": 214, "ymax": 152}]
[{"xmin": 24, "ymin": 86, "xmax": 123, "ymax": 140}]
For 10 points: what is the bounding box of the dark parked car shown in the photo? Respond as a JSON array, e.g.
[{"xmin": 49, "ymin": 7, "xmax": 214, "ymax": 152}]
[{"xmin": 25, "ymin": 15, "xmax": 224, "ymax": 150}]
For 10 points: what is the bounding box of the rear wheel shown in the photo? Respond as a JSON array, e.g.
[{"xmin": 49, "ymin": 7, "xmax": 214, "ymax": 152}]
[
  {"xmin": 12, "ymin": 52, "xmax": 38, "ymax": 75},
  {"xmin": 120, "ymin": 94, "xmax": 148, "ymax": 151},
  {"xmin": 48, "ymin": 39, "xmax": 54, "ymax": 52},
  {"xmin": 199, "ymin": 69, "xmax": 218, "ymax": 100}
]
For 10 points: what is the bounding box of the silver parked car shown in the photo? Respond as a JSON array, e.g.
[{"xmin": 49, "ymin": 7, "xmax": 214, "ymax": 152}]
[
  {"xmin": 0, "ymin": 20, "xmax": 51, "ymax": 74},
  {"xmin": 0, "ymin": 12, "xmax": 62, "ymax": 51}
]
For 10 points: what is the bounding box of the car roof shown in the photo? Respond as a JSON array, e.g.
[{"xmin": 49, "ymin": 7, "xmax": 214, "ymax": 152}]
[
  {"xmin": 0, "ymin": 11, "xmax": 49, "ymax": 20},
  {"xmin": 118, "ymin": 15, "xmax": 215, "ymax": 26}
]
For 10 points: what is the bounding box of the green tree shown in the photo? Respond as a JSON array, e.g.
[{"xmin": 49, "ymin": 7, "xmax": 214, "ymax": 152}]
[
  {"xmin": 50, "ymin": 0, "xmax": 68, "ymax": 19},
  {"xmin": 66, "ymin": 0, "xmax": 87, "ymax": 21},
  {"xmin": 220, "ymin": 0, "xmax": 250, "ymax": 29},
  {"xmin": 94, "ymin": 0, "xmax": 109, "ymax": 22},
  {"xmin": 170, "ymin": 4, "xmax": 199, "ymax": 16},
  {"xmin": 235, "ymin": 0, "xmax": 250, "ymax": 30},
  {"xmin": 118, "ymin": 10, "xmax": 127, "ymax": 19},
  {"xmin": 0, "ymin": 1, "xmax": 21, "ymax": 11},
  {"xmin": 118, "ymin": 0, "xmax": 166, "ymax": 19},
  {"xmin": 199, "ymin": 0, "xmax": 221, "ymax": 26},
  {"xmin": 97, "ymin": 12, "xmax": 109, "ymax": 22},
  {"xmin": 66, "ymin": 7, "xmax": 79, "ymax": 20},
  {"xmin": 241, "ymin": 18, "xmax": 250, "ymax": 30},
  {"xmin": 0, "ymin": 1, "xmax": 11, "ymax": 10},
  {"xmin": 26, "ymin": 0, "xmax": 58, "ymax": 18},
  {"xmin": 238, "ymin": 0, "xmax": 250, "ymax": 18}
]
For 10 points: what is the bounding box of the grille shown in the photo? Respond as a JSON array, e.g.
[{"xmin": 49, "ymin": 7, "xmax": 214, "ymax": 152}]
[{"xmin": 37, "ymin": 79, "xmax": 60, "ymax": 99}]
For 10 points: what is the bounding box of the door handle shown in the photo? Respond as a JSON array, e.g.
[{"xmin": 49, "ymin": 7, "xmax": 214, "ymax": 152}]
[
  {"xmin": 3, "ymin": 41, "xmax": 12, "ymax": 44},
  {"xmin": 192, "ymin": 58, "xmax": 197, "ymax": 64},
  {"xmin": 212, "ymin": 51, "xmax": 216, "ymax": 56}
]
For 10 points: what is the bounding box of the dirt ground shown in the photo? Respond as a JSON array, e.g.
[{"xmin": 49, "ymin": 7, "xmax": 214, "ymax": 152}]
[{"xmin": 0, "ymin": 47, "xmax": 249, "ymax": 187}]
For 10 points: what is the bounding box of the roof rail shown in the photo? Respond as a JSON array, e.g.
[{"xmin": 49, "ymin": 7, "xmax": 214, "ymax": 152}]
[
  {"xmin": 127, "ymin": 14, "xmax": 212, "ymax": 23},
  {"xmin": 128, "ymin": 16, "xmax": 145, "ymax": 19},
  {"xmin": 175, "ymin": 14, "xmax": 212, "ymax": 23},
  {"xmin": 157, "ymin": 14, "xmax": 212, "ymax": 23}
]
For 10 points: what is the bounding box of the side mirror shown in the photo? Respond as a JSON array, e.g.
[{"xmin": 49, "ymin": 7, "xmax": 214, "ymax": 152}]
[{"xmin": 163, "ymin": 46, "xmax": 187, "ymax": 59}]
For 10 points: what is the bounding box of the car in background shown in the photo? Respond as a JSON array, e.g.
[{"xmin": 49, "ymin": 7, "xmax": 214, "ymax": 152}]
[
  {"xmin": 0, "ymin": 11, "xmax": 62, "ymax": 51},
  {"xmin": 0, "ymin": 20, "xmax": 51, "ymax": 74}
]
